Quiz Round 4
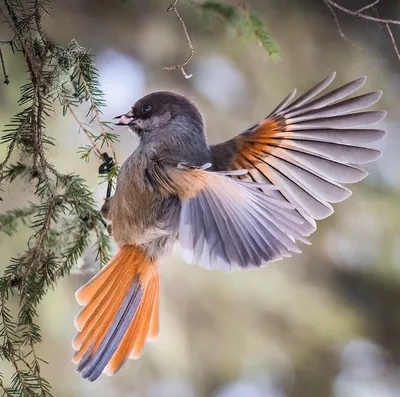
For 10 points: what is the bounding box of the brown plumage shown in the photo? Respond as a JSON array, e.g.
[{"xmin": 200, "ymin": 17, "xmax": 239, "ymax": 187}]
[{"xmin": 72, "ymin": 73, "xmax": 387, "ymax": 380}]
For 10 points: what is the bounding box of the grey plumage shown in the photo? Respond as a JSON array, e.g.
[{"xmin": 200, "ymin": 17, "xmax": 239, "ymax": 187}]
[{"xmin": 179, "ymin": 169, "xmax": 310, "ymax": 271}]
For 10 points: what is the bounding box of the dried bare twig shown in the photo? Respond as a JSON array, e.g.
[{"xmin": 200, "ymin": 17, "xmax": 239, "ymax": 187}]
[
  {"xmin": 323, "ymin": 0, "xmax": 400, "ymax": 63},
  {"xmin": 386, "ymin": 23, "xmax": 400, "ymax": 61},
  {"xmin": 356, "ymin": 0, "xmax": 380, "ymax": 14},
  {"xmin": 164, "ymin": 0, "xmax": 195, "ymax": 79},
  {"xmin": 323, "ymin": 0, "xmax": 359, "ymax": 48},
  {"xmin": 324, "ymin": 0, "xmax": 400, "ymax": 25}
]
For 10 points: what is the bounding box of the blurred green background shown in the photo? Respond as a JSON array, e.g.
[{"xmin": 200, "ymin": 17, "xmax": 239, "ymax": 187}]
[{"xmin": 1, "ymin": 0, "xmax": 400, "ymax": 396}]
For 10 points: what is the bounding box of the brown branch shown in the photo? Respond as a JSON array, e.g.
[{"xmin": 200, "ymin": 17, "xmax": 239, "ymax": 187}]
[
  {"xmin": 323, "ymin": 0, "xmax": 400, "ymax": 63},
  {"xmin": 3, "ymin": 0, "xmax": 55, "ymax": 196},
  {"xmin": 0, "ymin": 198, "xmax": 55, "ymax": 397},
  {"xmin": 356, "ymin": 0, "xmax": 380, "ymax": 14},
  {"xmin": 323, "ymin": 0, "xmax": 359, "ymax": 48},
  {"xmin": 34, "ymin": 0, "xmax": 53, "ymax": 51},
  {"xmin": 386, "ymin": 23, "xmax": 400, "ymax": 61},
  {"xmin": 324, "ymin": 0, "xmax": 400, "ymax": 25},
  {"xmin": 0, "ymin": 301, "xmax": 36, "ymax": 396},
  {"xmin": 164, "ymin": 0, "xmax": 195, "ymax": 79}
]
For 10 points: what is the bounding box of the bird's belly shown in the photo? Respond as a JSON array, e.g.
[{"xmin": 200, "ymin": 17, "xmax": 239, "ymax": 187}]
[{"xmin": 109, "ymin": 172, "xmax": 181, "ymax": 256}]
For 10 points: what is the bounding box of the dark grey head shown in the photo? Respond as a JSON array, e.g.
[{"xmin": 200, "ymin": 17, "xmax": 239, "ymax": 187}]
[{"xmin": 114, "ymin": 92, "xmax": 204, "ymax": 137}]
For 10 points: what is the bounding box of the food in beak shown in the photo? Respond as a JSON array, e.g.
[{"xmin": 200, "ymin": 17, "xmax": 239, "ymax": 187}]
[{"xmin": 113, "ymin": 114, "xmax": 136, "ymax": 126}]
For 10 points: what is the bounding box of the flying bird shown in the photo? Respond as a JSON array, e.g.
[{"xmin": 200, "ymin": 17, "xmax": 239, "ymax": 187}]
[{"xmin": 72, "ymin": 72, "xmax": 387, "ymax": 381}]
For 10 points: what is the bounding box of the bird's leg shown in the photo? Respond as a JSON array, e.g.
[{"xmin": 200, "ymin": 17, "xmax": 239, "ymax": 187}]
[{"xmin": 99, "ymin": 152, "xmax": 115, "ymax": 235}]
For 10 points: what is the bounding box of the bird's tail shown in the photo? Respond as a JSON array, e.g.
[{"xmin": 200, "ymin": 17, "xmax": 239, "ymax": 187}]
[{"xmin": 72, "ymin": 245, "xmax": 159, "ymax": 381}]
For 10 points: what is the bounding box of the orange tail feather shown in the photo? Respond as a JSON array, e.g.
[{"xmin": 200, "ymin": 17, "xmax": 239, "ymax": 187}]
[
  {"xmin": 72, "ymin": 245, "xmax": 159, "ymax": 381},
  {"xmin": 147, "ymin": 272, "xmax": 160, "ymax": 342}
]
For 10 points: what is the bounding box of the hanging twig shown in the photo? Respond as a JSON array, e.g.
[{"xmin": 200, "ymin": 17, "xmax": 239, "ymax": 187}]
[
  {"xmin": 386, "ymin": 23, "xmax": 400, "ymax": 61},
  {"xmin": 324, "ymin": 0, "xmax": 400, "ymax": 25},
  {"xmin": 356, "ymin": 0, "xmax": 380, "ymax": 14},
  {"xmin": 163, "ymin": 0, "xmax": 195, "ymax": 79},
  {"xmin": 323, "ymin": 0, "xmax": 358, "ymax": 48},
  {"xmin": 323, "ymin": 0, "xmax": 400, "ymax": 62}
]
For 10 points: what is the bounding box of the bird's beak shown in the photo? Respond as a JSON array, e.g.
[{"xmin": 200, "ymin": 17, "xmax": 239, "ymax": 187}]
[{"xmin": 113, "ymin": 114, "xmax": 137, "ymax": 126}]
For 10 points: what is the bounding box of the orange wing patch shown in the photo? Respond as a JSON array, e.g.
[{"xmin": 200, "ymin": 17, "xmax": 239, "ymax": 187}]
[
  {"xmin": 159, "ymin": 165, "xmax": 209, "ymax": 200},
  {"xmin": 233, "ymin": 118, "xmax": 284, "ymax": 170}
]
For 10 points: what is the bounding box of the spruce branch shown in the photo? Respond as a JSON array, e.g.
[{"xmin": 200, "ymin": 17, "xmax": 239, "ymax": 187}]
[
  {"xmin": 197, "ymin": 1, "xmax": 280, "ymax": 61},
  {"xmin": 78, "ymin": 64, "xmax": 118, "ymax": 165},
  {"xmin": 0, "ymin": 1, "xmax": 113, "ymax": 395},
  {"xmin": 0, "ymin": 206, "xmax": 38, "ymax": 236}
]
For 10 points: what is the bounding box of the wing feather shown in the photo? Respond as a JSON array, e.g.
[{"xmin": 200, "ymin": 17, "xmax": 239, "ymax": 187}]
[
  {"xmin": 177, "ymin": 166, "xmax": 311, "ymax": 271},
  {"xmin": 210, "ymin": 73, "xmax": 386, "ymax": 231}
]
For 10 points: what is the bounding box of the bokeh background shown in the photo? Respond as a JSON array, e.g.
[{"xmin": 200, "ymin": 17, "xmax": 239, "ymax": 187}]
[{"xmin": 1, "ymin": 0, "xmax": 400, "ymax": 396}]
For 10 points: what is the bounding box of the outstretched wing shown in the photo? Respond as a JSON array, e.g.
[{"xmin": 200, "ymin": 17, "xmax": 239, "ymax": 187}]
[
  {"xmin": 210, "ymin": 72, "xmax": 387, "ymax": 232},
  {"xmin": 170, "ymin": 164, "xmax": 312, "ymax": 271}
]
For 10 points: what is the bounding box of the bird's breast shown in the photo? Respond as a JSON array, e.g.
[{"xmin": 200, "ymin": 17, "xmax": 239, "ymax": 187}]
[{"xmin": 108, "ymin": 149, "xmax": 180, "ymax": 252}]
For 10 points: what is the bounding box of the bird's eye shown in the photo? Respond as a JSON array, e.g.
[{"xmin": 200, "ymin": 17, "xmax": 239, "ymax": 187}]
[{"xmin": 141, "ymin": 104, "xmax": 152, "ymax": 114}]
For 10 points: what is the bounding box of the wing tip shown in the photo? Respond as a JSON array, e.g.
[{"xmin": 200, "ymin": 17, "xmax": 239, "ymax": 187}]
[
  {"xmin": 372, "ymin": 149, "xmax": 383, "ymax": 161},
  {"xmin": 333, "ymin": 188, "xmax": 352, "ymax": 203},
  {"xmin": 375, "ymin": 90, "xmax": 383, "ymax": 100},
  {"xmin": 377, "ymin": 110, "xmax": 388, "ymax": 122},
  {"xmin": 376, "ymin": 129, "xmax": 388, "ymax": 141},
  {"xmin": 356, "ymin": 76, "xmax": 367, "ymax": 87},
  {"xmin": 328, "ymin": 71, "xmax": 337, "ymax": 83}
]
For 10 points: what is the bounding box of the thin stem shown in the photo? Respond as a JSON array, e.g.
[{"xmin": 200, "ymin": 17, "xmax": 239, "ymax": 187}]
[
  {"xmin": 323, "ymin": 0, "xmax": 359, "ymax": 48},
  {"xmin": 164, "ymin": 0, "xmax": 195, "ymax": 79},
  {"xmin": 80, "ymin": 69, "xmax": 118, "ymax": 165},
  {"xmin": 386, "ymin": 23, "xmax": 400, "ymax": 61},
  {"xmin": 323, "ymin": 0, "xmax": 400, "ymax": 62},
  {"xmin": 356, "ymin": 0, "xmax": 380, "ymax": 14},
  {"xmin": 0, "ymin": 47, "xmax": 10, "ymax": 84},
  {"xmin": 67, "ymin": 105, "xmax": 103, "ymax": 159},
  {"xmin": 324, "ymin": 0, "xmax": 400, "ymax": 25}
]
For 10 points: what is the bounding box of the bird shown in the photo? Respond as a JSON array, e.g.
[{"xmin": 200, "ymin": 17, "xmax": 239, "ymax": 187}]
[{"xmin": 72, "ymin": 72, "xmax": 387, "ymax": 381}]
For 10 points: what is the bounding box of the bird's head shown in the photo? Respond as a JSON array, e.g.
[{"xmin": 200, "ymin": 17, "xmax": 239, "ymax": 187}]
[{"xmin": 114, "ymin": 91, "xmax": 204, "ymax": 138}]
